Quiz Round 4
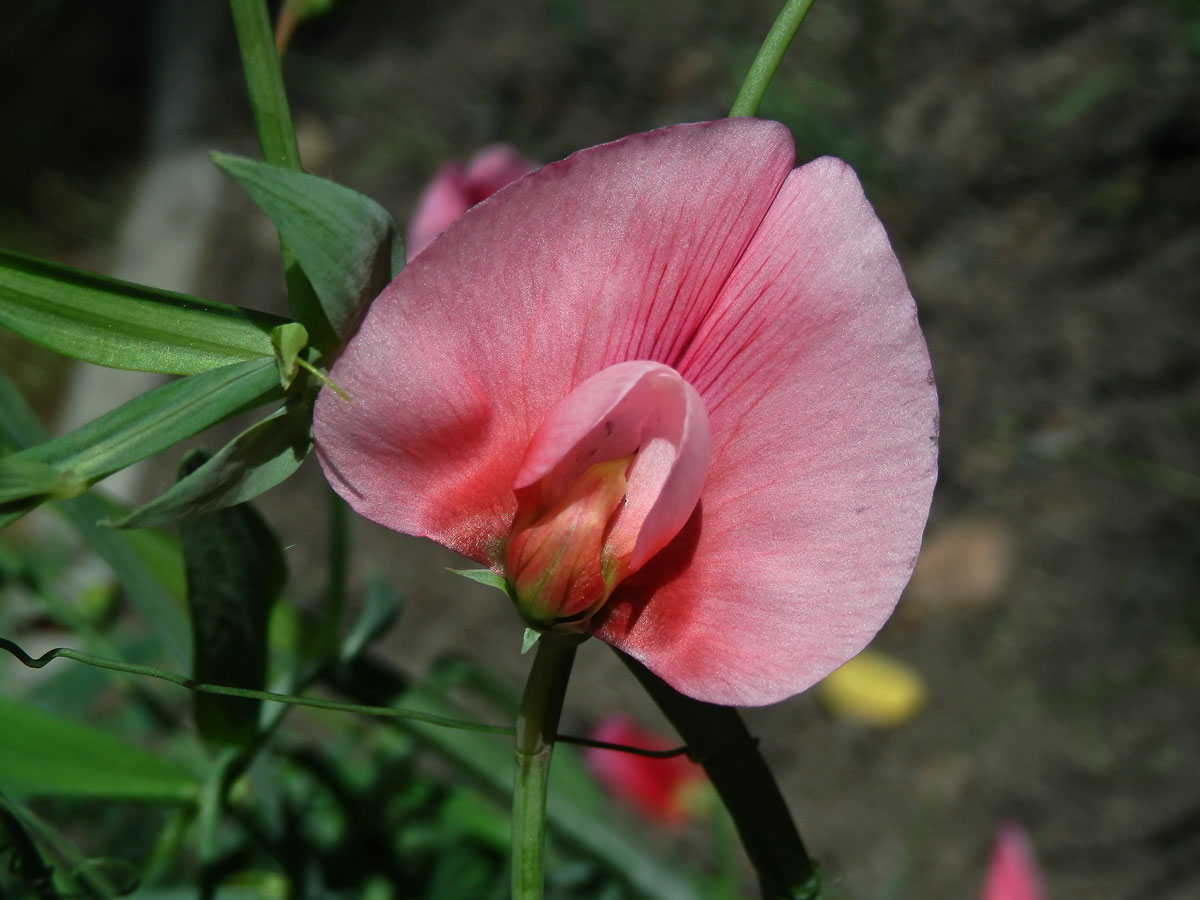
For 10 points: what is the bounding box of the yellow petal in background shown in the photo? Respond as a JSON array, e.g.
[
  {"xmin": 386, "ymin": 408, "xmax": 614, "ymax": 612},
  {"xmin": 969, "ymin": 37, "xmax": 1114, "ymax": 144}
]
[{"xmin": 817, "ymin": 648, "xmax": 927, "ymax": 727}]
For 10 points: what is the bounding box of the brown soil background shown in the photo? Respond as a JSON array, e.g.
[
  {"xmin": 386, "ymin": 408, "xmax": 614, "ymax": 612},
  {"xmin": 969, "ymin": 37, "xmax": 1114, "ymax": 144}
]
[{"xmin": 2, "ymin": 1, "xmax": 1198, "ymax": 898}]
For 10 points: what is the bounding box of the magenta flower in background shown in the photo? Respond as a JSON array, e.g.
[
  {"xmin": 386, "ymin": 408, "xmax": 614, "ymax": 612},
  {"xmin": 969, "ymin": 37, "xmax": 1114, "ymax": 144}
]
[
  {"xmin": 977, "ymin": 824, "xmax": 1045, "ymax": 900},
  {"xmin": 314, "ymin": 119, "xmax": 938, "ymax": 706},
  {"xmin": 406, "ymin": 143, "xmax": 537, "ymax": 258},
  {"xmin": 585, "ymin": 714, "xmax": 709, "ymax": 828}
]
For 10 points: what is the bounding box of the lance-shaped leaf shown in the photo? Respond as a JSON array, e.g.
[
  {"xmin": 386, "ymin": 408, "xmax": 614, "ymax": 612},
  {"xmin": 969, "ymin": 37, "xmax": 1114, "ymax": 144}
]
[
  {"xmin": 178, "ymin": 450, "xmax": 286, "ymax": 747},
  {"xmin": 338, "ymin": 571, "xmax": 402, "ymax": 665},
  {"xmin": 0, "ymin": 248, "xmax": 287, "ymax": 374},
  {"xmin": 213, "ymin": 153, "xmax": 404, "ymax": 342},
  {"xmin": 110, "ymin": 399, "xmax": 313, "ymax": 529},
  {"xmin": 0, "ymin": 357, "xmax": 283, "ymax": 522},
  {"xmin": 0, "ymin": 695, "xmax": 197, "ymax": 802},
  {"xmin": 619, "ymin": 651, "xmax": 822, "ymax": 900},
  {"xmin": 0, "ymin": 370, "xmax": 190, "ymax": 657}
]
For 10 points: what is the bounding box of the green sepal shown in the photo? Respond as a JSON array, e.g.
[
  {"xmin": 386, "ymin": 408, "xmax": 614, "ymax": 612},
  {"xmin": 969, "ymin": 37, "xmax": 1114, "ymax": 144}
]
[
  {"xmin": 270, "ymin": 321, "xmax": 309, "ymax": 388},
  {"xmin": 0, "ymin": 247, "xmax": 285, "ymax": 374},
  {"xmin": 521, "ymin": 627, "xmax": 541, "ymax": 655},
  {"xmin": 0, "ymin": 358, "xmax": 283, "ymax": 525},
  {"xmin": 448, "ymin": 566, "xmax": 515, "ymax": 600},
  {"xmin": 213, "ymin": 153, "xmax": 403, "ymax": 344},
  {"xmin": 109, "ymin": 400, "xmax": 313, "ymax": 529},
  {"xmin": 178, "ymin": 450, "xmax": 286, "ymax": 748}
]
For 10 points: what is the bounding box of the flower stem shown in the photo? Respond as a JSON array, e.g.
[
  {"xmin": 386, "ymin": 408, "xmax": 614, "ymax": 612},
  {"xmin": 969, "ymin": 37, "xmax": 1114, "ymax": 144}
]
[
  {"xmin": 227, "ymin": 0, "xmax": 302, "ymax": 170},
  {"xmin": 227, "ymin": 0, "xmax": 336, "ymax": 351},
  {"xmin": 512, "ymin": 634, "xmax": 578, "ymax": 900},
  {"xmin": 729, "ymin": 0, "xmax": 819, "ymax": 118},
  {"xmin": 619, "ymin": 651, "xmax": 822, "ymax": 900}
]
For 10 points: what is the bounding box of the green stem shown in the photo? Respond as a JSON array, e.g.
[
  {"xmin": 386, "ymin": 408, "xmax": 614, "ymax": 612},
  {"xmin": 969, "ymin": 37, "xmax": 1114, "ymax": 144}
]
[
  {"xmin": 619, "ymin": 651, "xmax": 822, "ymax": 900},
  {"xmin": 0, "ymin": 638, "xmax": 512, "ymax": 736},
  {"xmin": 729, "ymin": 0, "xmax": 819, "ymax": 117},
  {"xmin": 228, "ymin": 0, "xmax": 302, "ymax": 170},
  {"xmin": 512, "ymin": 634, "xmax": 578, "ymax": 900},
  {"xmin": 227, "ymin": 0, "xmax": 336, "ymax": 350}
]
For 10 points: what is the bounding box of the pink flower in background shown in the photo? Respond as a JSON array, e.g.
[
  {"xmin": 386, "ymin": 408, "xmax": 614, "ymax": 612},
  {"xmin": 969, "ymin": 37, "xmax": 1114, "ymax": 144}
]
[
  {"xmin": 585, "ymin": 714, "xmax": 709, "ymax": 828},
  {"xmin": 406, "ymin": 144, "xmax": 537, "ymax": 258},
  {"xmin": 977, "ymin": 824, "xmax": 1045, "ymax": 900},
  {"xmin": 314, "ymin": 119, "xmax": 938, "ymax": 706}
]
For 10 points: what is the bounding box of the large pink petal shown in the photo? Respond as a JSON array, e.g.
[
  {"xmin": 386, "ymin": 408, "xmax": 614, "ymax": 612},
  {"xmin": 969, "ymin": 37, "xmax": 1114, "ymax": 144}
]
[
  {"xmin": 594, "ymin": 157, "xmax": 938, "ymax": 706},
  {"xmin": 314, "ymin": 120, "xmax": 795, "ymax": 566}
]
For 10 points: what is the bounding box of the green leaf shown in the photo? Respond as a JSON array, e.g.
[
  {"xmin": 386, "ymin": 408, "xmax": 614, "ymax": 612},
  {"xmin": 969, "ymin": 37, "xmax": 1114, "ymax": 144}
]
[
  {"xmin": 0, "ymin": 456, "xmax": 85, "ymax": 503},
  {"xmin": 0, "ymin": 248, "xmax": 287, "ymax": 374},
  {"xmin": 179, "ymin": 450, "xmax": 286, "ymax": 747},
  {"xmin": 0, "ymin": 357, "xmax": 283, "ymax": 520},
  {"xmin": 339, "ymin": 571, "xmax": 401, "ymax": 664},
  {"xmin": 110, "ymin": 400, "xmax": 312, "ymax": 529},
  {"xmin": 0, "ymin": 369, "xmax": 190, "ymax": 660},
  {"xmin": 395, "ymin": 687, "xmax": 704, "ymax": 900},
  {"xmin": 0, "ymin": 695, "xmax": 196, "ymax": 802},
  {"xmin": 213, "ymin": 153, "xmax": 402, "ymax": 342}
]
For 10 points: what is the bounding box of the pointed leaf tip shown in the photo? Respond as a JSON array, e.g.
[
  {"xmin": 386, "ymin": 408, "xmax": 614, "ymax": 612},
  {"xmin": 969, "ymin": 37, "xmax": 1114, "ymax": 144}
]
[
  {"xmin": 521, "ymin": 628, "xmax": 541, "ymax": 655},
  {"xmin": 213, "ymin": 152, "xmax": 401, "ymax": 343},
  {"xmin": 448, "ymin": 566, "xmax": 514, "ymax": 599}
]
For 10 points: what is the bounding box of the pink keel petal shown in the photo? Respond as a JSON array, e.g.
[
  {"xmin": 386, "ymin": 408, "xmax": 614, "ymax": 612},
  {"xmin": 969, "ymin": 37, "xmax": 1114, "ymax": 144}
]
[
  {"xmin": 978, "ymin": 824, "xmax": 1045, "ymax": 900},
  {"xmin": 514, "ymin": 361, "xmax": 710, "ymax": 572},
  {"xmin": 594, "ymin": 157, "xmax": 938, "ymax": 706}
]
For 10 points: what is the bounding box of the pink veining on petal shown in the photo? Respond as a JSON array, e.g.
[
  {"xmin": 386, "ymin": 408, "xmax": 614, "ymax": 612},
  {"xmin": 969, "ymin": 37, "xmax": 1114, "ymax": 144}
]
[
  {"xmin": 977, "ymin": 824, "xmax": 1045, "ymax": 900},
  {"xmin": 593, "ymin": 155, "xmax": 938, "ymax": 706}
]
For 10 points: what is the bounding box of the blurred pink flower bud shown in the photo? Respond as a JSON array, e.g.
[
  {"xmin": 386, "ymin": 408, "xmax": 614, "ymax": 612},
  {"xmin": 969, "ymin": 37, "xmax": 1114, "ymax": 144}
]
[
  {"xmin": 978, "ymin": 824, "xmax": 1045, "ymax": 900},
  {"xmin": 406, "ymin": 143, "xmax": 537, "ymax": 258},
  {"xmin": 585, "ymin": 714, "xmax": 709, "ymax": 828}
]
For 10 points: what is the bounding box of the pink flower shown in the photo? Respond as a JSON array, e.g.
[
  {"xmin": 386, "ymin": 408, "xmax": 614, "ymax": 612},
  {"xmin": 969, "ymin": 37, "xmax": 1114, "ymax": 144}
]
[
  {"xmin": 314, "ymin": 119, "xmax": 938, "ymax": 706},
  {"xmin": 406, "ymin": 144, "xmax": 537, "ymax": 258},
  {"xmin": 977, "ymin": 824, "xmax": 1045, "ymax": 900},
  {"xmin": 584, "ymin": 714, "xmax": 709, "ymax": 828}
]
